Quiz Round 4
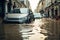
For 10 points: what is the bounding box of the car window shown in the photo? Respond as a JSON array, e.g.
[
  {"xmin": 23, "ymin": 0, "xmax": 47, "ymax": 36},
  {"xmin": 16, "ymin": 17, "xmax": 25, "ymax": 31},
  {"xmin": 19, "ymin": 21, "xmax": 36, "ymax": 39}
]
[
  {"xmin": 10, "ymin": 9, "xmax": 21, "ymax": 13},
  {"xmin": 20, "ymin": 8, "xmax": 29, "ymax": 14}
]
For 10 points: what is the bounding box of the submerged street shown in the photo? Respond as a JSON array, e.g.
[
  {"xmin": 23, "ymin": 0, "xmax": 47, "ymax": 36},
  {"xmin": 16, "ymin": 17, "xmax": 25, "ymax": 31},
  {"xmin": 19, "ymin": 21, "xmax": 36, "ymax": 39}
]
[
  {"xmin": 2, "ymin": 18, "xmax": 59, "ymax": 40},
  {"xmin": 4, "ymin": 19, "xmax": 48, "ymax": 40},
  {"xmin": 0, "ymin": 0, "xmax": 60, "ymax": 40}
]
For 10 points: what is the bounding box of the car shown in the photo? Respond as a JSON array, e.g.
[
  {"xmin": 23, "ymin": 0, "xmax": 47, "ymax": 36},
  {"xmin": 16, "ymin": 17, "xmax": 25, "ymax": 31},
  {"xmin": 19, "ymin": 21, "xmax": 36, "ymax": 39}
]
[
  {"xmin": 4, "ymin": 8, "xmax": 35, "ymax": 23},
  {"xmin": 33, "ymin": 13, "xmax": 43, "ymax": 19},
  {"xmin": 43, "ymin": 13, "xmax": 48, "ymax": 18},
  {"xmin": 29, "ymin": 10, "xmax": 35, "ymax": 21}
]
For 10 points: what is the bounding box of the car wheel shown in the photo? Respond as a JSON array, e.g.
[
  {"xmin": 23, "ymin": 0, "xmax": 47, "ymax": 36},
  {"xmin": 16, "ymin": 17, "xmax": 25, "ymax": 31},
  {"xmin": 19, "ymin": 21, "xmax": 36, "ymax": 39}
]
[
  {"xmin": 33, "ymin": 18, "xmax": 35, "ymax": 21},
  {"xmin": 27, "ymin": 18, "xmax": 31, "ymax": 23}
]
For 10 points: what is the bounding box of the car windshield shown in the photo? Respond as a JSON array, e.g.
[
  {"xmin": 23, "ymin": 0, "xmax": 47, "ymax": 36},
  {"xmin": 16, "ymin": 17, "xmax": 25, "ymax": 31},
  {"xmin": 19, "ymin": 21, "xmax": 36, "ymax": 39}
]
[
  {"xmin": 10, "ymin": 9, "xmax": 21, "ymax": 13},
  {"xmin": 10, "ymin": 8, "xmax": 32, "ymax": 14},
  {"xmin": 20, "ymin": 8, "xmax": 29, "ymax": 14}
]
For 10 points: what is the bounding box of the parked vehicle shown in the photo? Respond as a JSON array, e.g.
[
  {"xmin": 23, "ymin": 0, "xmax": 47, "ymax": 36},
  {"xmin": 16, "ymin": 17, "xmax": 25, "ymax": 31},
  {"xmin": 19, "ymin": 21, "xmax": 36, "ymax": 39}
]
[
  {"xmin": 4, "ymin": 8, "xmax": 35, "ymax": 23},
  {"xmin": 33, "ymin": 13, "xmax": 43, "ymax": 19},
  {"xmin": 43, "ymin": 13, "xmax": 48, "ymax": 18}
]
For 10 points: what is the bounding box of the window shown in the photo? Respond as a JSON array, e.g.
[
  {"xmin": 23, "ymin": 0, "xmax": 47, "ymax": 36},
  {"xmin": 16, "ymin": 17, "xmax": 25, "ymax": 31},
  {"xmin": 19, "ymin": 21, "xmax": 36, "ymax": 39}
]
[
  {"xmin": 20, "ymin": 8, "xmax": 29, "ymax": 14},
  {"xmin": 10, "ymin": 9, "xmax": 20, "ymax": 13}
]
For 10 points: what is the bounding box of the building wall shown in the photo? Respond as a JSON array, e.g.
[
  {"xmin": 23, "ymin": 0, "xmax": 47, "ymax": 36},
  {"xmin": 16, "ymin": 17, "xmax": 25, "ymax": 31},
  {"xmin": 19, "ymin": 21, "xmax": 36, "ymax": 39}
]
[
  {"xmin": 36, "ymin": 0, "xmax": 46, "ymax": 13},
  {"xmin": 12, "ymin": 0, "xmax": 22, "ymax": 9},
  {"xmin": 37, "ymin": 2, "xmax": 42, "ymax": 12},
  {"xmin": 4, "ymin": 0, "xmax": 29, "ymax": 16},
  {"xmin": 35, "ymin": 0, "xmax": 60, "ymax": 17},
  {"xmin": 20, "ymin": 0, "xmax": 30, "ymax": 8},
  {"xmin": 44, "ymin": 0, "xmax": 60, "ymax": 18},
  {"xmin": 24, "ymin": 0, "xmax": 30, "ymax": 8},
  {"xmin": 36, "ymin": 0, "xmax": 43, "ymax": 13}
]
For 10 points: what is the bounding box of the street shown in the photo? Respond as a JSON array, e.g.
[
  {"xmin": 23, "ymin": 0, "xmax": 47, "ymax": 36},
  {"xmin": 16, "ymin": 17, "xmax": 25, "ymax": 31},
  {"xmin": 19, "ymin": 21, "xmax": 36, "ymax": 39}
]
[
  {"xmin": 3, "ymin": 19, "xmax": 47, "ymax": 40},
  {"xmin": 0, "ymin": 18, "xmax": 59, "ymax": 40},
  {"xmin": 0, "ymin": 18, "xmax": 60, "ymax": 40}
]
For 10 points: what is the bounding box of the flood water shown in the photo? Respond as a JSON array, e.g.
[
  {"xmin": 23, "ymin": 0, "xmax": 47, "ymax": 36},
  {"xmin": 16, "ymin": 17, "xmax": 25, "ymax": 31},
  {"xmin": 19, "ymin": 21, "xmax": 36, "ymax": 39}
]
[
  {"xmin": 4, "ymin": 19, "xmax": 48, "ymax": 40},
  {"xmin": 3, "ymin": 18, "xmax": 60, "ymax": 40}
]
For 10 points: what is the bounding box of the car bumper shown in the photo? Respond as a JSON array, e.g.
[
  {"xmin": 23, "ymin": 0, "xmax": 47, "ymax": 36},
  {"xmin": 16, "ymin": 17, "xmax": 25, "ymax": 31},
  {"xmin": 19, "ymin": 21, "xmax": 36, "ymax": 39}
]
[{"xmin": 4, "ymin": 19, "xmax": 27, "ymax": 23}]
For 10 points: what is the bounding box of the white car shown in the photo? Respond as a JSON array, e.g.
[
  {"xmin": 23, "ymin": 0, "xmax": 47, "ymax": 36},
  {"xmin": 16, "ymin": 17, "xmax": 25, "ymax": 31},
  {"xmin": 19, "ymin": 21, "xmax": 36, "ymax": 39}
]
[
  {"xmin": 33, "ymin": 13, "xmax": 43, "ymax": 19},
  {"xmin": 4, "ymin": 8, "xmax": 34, "ymax": 23}
]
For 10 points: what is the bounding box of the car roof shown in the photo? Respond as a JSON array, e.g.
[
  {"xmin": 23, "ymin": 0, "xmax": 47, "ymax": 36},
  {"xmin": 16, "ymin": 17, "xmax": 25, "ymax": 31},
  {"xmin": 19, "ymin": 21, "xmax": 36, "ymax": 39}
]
[{"xmin": 14, "ymin": 8, "xmax": 29, "ymax": 9}]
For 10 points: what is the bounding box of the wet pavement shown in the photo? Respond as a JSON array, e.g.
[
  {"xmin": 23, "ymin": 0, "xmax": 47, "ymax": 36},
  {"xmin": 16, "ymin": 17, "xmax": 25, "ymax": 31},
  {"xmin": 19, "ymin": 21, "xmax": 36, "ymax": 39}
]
[
  {"xmin": 40, "ymin": 18, "xmax": 60, "ymax": 40},
  {"xmin": 0, "ymin": 18, "xmax": 60, "ymax": 40},
  {"xmin": 3, "ymin": 19, "xmax": 48, "ymax": 40}
]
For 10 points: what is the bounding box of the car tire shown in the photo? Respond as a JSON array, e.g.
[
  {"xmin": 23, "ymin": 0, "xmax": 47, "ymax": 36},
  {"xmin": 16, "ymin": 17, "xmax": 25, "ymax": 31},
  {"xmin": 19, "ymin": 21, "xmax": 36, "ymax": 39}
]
[
  {"xmin": 33, "ymin": 18, "xmax": 35, "ymax": 21},
  {"xmin": 26, "ymin": 18, "xmax": 31, "ymax": 23},
  {"xmin": 26, "ymin": 16, "xmax": 31, "ymax": 23}
]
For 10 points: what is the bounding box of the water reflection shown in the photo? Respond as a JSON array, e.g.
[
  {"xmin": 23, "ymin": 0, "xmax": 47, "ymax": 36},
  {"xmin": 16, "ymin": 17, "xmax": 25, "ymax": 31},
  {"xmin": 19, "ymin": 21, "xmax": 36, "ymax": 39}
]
[
  {"xmin": 4, "ymin": 19, "xmax": 48, "ymax": 40},
  {"xmin": 3, "ymin": 18, "xmax": 60, "ymax": 40},
  {"xmin": 19, "ymin": 19, "xmax": 48, "ymax": 40},
  {"xmin": 29, "ymin": 19, "xmax": 47, "ymax": 40}
]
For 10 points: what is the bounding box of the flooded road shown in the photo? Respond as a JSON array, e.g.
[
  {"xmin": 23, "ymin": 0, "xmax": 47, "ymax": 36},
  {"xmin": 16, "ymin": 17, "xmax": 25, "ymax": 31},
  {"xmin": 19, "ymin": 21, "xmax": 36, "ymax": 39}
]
[
  {"xmin": 4, "ymin": 19, "xmax": 48, "ymax": 40},
  {"xmin": 3, "ymin": 18, "xmax": 60, "ymax": 40},
  {"xmin": 29, "ymin": 19, "xmax": 47, "ymax": 40}
]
